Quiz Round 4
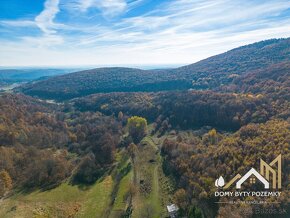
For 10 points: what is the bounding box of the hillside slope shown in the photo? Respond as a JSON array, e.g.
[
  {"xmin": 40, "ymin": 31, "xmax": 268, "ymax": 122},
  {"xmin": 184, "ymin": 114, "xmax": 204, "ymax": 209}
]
[
  {"xmin": 174, "ymin": 38, "xmax": 290, "ymax": 87},
  {"xmin": 20, "ymin": 38, "xmax": 290, "ymax": 100}
]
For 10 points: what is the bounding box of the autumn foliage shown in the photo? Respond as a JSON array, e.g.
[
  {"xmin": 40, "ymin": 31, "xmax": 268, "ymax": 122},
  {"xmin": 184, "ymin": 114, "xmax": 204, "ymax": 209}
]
[{"xmin": 127, "ymin": 116, "xmax": 147, "ymax": 143}]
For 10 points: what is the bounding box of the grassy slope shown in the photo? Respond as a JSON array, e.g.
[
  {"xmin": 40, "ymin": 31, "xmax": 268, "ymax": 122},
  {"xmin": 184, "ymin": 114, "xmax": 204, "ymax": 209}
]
[
  {"xmin": 107, "ymin": 153, "xmax": 133, "ymax": 218},
  {"xmin": 131, "ymin": 135, "xmax": 172, "ymax": 218},
  {"xmin": 0, "ymin": 177, "xmax": 114, "ymax": 218},
  {"xmin": 108, "ymin": 170, "xmax": 133, "ymax": 218},
  {"xmin": 76, "ymin": 176, "xmax": 113, "ymax": 218}
]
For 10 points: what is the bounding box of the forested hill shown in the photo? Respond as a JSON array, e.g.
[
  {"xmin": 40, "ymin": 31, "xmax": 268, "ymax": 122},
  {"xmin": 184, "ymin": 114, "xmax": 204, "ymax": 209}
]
[
  {"xmin": 19, "ymin": 67, "xmax": 192, "ymax": 100},
  {"xmin": 19, "ymin": 38, "xmax": 290, "ymax": 100},
  {"xmin": 173, "ymin": 38, "xmax": 290, "ymax": 89}
]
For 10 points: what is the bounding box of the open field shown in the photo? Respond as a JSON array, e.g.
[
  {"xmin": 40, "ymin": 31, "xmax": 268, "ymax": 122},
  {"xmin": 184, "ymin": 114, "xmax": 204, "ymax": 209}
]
[{"xmin": 0, "ymin": 176, "xmax": 113, "ymax": 218}]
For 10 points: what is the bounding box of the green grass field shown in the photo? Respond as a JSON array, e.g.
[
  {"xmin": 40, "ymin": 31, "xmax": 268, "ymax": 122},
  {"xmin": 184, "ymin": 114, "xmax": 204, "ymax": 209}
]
[{"xmin": 0, "ymin": 176, "xmax": 114, "ymax": 218}]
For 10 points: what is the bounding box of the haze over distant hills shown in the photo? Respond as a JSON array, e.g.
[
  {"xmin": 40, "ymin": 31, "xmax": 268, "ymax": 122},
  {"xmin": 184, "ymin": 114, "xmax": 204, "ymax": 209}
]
[
  {"xmin": 18, "ymin": 38, "xmax": 290, "ymax": 100},
  {"xmin": 0, "ymin": 68, "xmax": 80, "ymax": 86}
]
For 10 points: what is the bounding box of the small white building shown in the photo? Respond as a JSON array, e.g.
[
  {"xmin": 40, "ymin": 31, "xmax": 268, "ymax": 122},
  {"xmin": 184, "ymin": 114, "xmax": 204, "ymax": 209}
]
[{"xmin": 167, "ymin": 204, "xmax": 179, "ymax": 218}]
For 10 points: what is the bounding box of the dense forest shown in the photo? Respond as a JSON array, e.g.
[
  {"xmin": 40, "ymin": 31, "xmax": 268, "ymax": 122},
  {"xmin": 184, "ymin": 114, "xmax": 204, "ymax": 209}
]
[
  {"xmin": 0, "ymin": 38, "xmax": 289, "ymax": 217},
  {"xmin": 166, "ymin": 119, "xmax": 289, "ymax": 217},
  {"xmin": 20, "ymin": 67, "xmax": 192, "ymax": 100},
  {"xmin": 72, "ymin": 91, "xmax": 276, "ymax": 131},
  {"xmin": 0, "ymin": 94, "xmax": 122, "ymax": 190}
]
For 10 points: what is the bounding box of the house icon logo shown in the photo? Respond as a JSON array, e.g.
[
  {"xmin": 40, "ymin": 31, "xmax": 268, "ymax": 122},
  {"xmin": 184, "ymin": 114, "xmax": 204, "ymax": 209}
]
[{"xmin": 215, "ymin": 154, "xmax": 282, "ymax": 189}]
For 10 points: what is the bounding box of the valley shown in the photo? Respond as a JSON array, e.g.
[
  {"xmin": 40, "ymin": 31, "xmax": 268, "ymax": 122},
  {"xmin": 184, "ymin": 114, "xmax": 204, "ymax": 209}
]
[{"xmin": 0, "ymin": 38, "xmax": 289, "ymax": 218}]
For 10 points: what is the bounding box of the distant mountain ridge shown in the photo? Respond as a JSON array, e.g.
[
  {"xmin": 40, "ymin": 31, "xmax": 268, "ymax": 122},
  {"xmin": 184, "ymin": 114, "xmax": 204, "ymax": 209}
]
[
  {"xmin": 0, "ymin": 68, "xmax": 79, "ymax": 85},
  {"xmin": 19, "ymin": 38, "xmax": 290, "ymax": 100}
]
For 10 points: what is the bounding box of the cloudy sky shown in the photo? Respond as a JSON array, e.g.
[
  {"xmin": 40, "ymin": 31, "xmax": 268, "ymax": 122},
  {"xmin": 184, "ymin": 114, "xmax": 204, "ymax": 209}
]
[{"xmin": 1, "ymin": 0, "xmax": 290, "ymax": 67}]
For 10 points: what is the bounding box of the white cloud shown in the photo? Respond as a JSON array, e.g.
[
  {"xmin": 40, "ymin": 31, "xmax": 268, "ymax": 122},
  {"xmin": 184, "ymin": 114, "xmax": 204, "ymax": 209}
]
[
  {"xmin": 1, "ymin": 0, "xmax": 290, "ymax": 66},
  {"xmin": 0, "ymin": 0, "xmax": 63, "ymax": 47},
  {"xmin": 22, "ymin": 35, "xmax": 64, "ymax": 47},
  {"xmin": 35, "ymin": 0, "xmax": 60, "ymax": 34},
  {"xmin": 78, "ymin": 0, "xmax": 127, "ymax": 17},
  {"xmin": 70, "ymin": 0, "xmax": 290, "ymax": 49},
  {"xmin": 0, "ymin": 20, "xmax": 36, "ymax": 27}
]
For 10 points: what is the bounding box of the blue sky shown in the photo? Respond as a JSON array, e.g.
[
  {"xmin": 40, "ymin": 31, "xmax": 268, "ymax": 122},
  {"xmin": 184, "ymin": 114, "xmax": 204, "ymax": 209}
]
[{"xmin": 1, "ymin": 0, "xmax": 290, "ymax": 67}]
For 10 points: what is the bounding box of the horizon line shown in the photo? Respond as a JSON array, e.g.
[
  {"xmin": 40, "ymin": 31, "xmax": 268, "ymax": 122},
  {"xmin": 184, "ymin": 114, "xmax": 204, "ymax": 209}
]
[{"xmin": 0, "ymin": 63, "xmax": 188, "ymax": 69}]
